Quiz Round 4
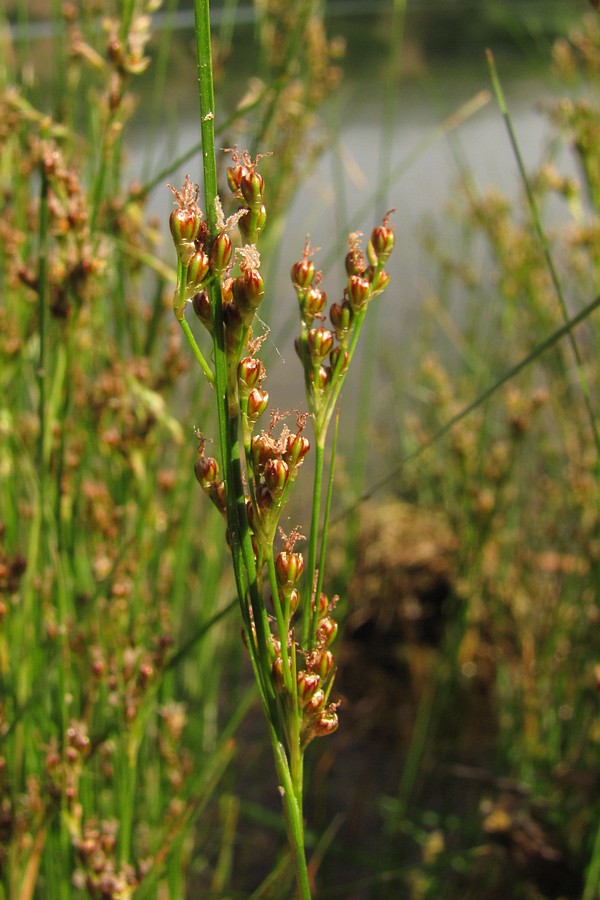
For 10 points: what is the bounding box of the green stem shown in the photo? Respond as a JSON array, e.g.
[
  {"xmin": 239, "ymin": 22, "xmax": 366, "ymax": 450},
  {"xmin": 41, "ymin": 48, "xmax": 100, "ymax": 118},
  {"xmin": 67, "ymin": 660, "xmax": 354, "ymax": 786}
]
[
  {"xmin": 302, "ymin": 439, "xmax": 325, "ymax": 647},
  {"xmin": 178, "ymin": 317, "xmax": 215, "ymax": 385},
  {"xmin": 193, "ymin": 4, "xmax": 311, "ymax": 895},
  {"xmin": 311, "ymin": 413, "xmax": 339, "ymax": 647},
  {"xmin": 194, "ymin": 0, "xmax": 218, "ymax": 230}
]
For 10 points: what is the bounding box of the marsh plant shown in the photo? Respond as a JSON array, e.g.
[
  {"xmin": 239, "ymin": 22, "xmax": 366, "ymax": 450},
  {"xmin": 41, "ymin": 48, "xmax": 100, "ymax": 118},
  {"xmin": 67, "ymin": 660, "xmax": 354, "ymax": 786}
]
[{"xmin": 167, "ymin": 5, "xmax": 394, "ymax": 889}]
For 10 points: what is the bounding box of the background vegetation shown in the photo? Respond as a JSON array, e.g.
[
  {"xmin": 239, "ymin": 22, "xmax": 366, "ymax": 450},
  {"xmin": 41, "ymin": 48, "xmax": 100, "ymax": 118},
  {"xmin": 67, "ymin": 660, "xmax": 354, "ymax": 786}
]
[{"xmin": 1, "ymin": 1, "xmax": 599, "ymax": 898}]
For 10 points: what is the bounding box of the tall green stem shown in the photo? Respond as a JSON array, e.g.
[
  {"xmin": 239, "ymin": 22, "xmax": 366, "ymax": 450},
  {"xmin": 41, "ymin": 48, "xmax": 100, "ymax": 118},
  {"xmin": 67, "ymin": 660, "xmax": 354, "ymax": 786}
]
[{"xmin": 192, "ymin": 3, "xmax": 311, "ymax": 895}]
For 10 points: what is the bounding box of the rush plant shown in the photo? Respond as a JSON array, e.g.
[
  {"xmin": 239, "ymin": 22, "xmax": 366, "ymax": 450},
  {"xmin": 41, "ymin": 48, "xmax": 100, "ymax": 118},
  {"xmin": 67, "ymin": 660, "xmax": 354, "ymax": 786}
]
[{"xmin": 168, "ymin": 2, "xmax": 395, "ymax": 894}]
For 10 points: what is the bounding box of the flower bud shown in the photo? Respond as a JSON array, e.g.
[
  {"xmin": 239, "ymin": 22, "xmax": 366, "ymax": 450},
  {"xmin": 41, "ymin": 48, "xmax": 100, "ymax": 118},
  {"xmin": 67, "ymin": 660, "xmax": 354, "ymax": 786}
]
[
  {"xmin": 310, "ymin": 365, "xmax": 330, "ymax": 393},
  {"xmin": 283, "ymin": 433, "xmax": 310, "ymax": 471},
  {"xmin": 211, "ymin": 232, "xmax": 233, "ymax": 273},
  {"xmin": 227, "ymin": 165, "xmax": 244, "ymax": 195},
  {"xmin": 297, "ymin": 671, "xmax": 321, "ymax": 707},
  {"xmin": 247, "ymin": 388, "xmax": 269, "ymax": 423},
  {"xmin": 367, "ymin": 267, "xmax": 391, "ymax": 295},
  {"xmin": 239, "ymin": 204, "xmax": 266, "ymax": 240},
  {"xmin": 186, "ymin": 248, "xmax": 210, "ymax": 293},
  {"xmin": 368, "ymin": 222, "xmax": 395, "ymax": 264},
  {"xmin": 301, "ymin": 287, "xmax": 326, "ymax": 325},
  {"xmin": 169, "ymin": 206, "xmax": 201, "ymax": 248},
  {"xmin": 240, "ymin": 169, "xmax": 265, "ymax": 205},
  {"xmin": 347, "ymin": 274, "xmax": 370, "ymax": 311},
  {"xmin": 310, "ymin": 649, "xmax": 335, "ymax": 680},
  {"xmin": 251, "ymin": 434, "xmax": 276, "ymax": 472},
  {"xmin": 308, "ymin": 327, "xmax": 334, "ymax": 362},
  {"xmin": 194, "ymin": 455, "xmax": 219, "ymax": 489},
  {"xmin": 345, "ymin": 248, "xmax": 366, "ymax": 276},
  {"xmin": 238, "ymin": 356, "xmax": 262, "ymax": 392},
  {"xmin": 330, "ymin": 300, "xmax": 353, "ymax": 341},
  {"xmin": 313, "ymin": 706, "xmax": 339, "ymax": 737},
  {"xmin": 316, "ymin": 616, "xmax": 338, "ymax": 647},
  {"xmin": 287, "ymin": 587, "xmax": 300, "ymax": 615},
  {"xmin": 291, "ymin": 258, "xmax": 315, "ymax": 290},
  {"xmin": 303, "ymin": 689, "xmax": 326, "ymax": 718},
  {"xmin": 256, "ymin": 482, "xmax": 273, "ymax": 511},
  {"xmin": 233, "ymin": 269, "xmax": 264, "ymax": 320},
  {"xmin": 329, "ymin": 346, "xmax": 349, "ymax": 373},
  {"xmin": 316, "ymin": 592, "xmax": 329, "ymax": 620},
  {"xmin": 275, "ymin": 551, "xmax": 304, "ymax": 588},
  {"xmin": 264, "ymin": 458, "xmax": 289, "ymax": 501}
]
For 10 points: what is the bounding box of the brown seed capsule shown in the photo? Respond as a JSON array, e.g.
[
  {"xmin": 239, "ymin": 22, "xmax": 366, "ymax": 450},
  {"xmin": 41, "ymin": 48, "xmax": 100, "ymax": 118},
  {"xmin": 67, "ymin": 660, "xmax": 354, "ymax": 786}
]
[
  {"xmin": 303, "ymin": 689, "xmax": 326, "ymax": 718},
  {"xmin": 366, "ymin": 266, "xmax": 391, "ymax": 295},
  {"xmin": 240, "ymin": 169, "xmax": 265, "ymax": 205},
  {"xmin": 275, "ymin": 551, "xmax": 304, "ymax": 587},
  {"xmin": 227, "ymin": 164, "xmax": 244, "ymax": 195},
  {"xmin": 211, "ymin": 232, "xmax": 233, "ymax": 273},
  {"xmin": 238, "ymin": 356, "xmax": 263, "ymax": 392},
  {"xmin": 309, "ymin": 649, "xmax": 334, "ymax": 680},
  {"xmin": 194, "ymin": 455, "xmax": 219, "ymax": 489},
  {"xmin": 301, "ymin": 287, "xmax": 327, "ymax": 325},
  {"xmin": 368, "ymin": 222, "xmax": 395, "ymax": 264},
  {"xmin": 347, "ymin": 274, "xmax": 370, "ymax": 311},
  {"xmin": 316, "ymin": 616, "xmax": 338, "ymax": 647},
  {"xmin": 329, "ymin": 346, "xmax": 349, "ymax": 373},
  {"xmin": 297, "ymin": 671, "xmax": 321, "ymax": 707},
  {"xmin": 308, "ymin": 327, "xmax": 334, "ymax": 362},
  {"xmin": 283, "ymin": 433, "xmax": 310, "ymax": 471},
  {"xmin": 291, "ymin": 258, "xmax": 315, "ymax": 289},
  {"xmin": 186, "ymin": 248, "xmax": 210, "ymax": 293},
  {"xmin": 251, "ymin": 434, "xmax": 277, "ymax": 472},
  {"xmin": 264, "ymin": 458, "xmax": 289, "ymax": 501},
  {"xmin": 247, "ymin": 388, "xmax": 269, "ymax": 423},
  {"xmin": 310, "ymin": 365, "xmax": 331, "ymax": 393},
  {"xmin": 330, "ymin": 300, "xmax": 353, "ymax": 341},
  {"xmin": 313, "ymin": 706, "xmax": 339, "ymax": 737}
]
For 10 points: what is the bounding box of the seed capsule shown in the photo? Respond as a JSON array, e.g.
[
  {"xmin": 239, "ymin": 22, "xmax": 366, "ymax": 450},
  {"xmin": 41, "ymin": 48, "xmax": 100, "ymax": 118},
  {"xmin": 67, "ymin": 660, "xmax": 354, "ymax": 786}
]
[
  {"xmin": 347, "ymin": 274, "xmax": 370, "ymax": 311},
  {"xmin": 247, "ymin": 388, "xmax": 269, "ymax": 423},
  {"xmin": 264, "ymin": 458, "xmax": 289, "ymax": 501},
  {"xmin": 275, "ymin": 551, "xmax": 304, "ymax": 588},
  {"xmin": 211, "ymin": 232, "xmax": 233, "ymax": 273},
  {"xmin": 291, "ymin": 258, "xmax": 315, "ymax": 289}
]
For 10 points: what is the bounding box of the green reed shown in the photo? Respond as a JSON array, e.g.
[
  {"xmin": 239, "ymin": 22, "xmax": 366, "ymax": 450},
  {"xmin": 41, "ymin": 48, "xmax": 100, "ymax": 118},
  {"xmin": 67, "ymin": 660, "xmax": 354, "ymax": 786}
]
[{"xmin": 164, "ymin": 3, "xmax": 395, "ymax": 894}]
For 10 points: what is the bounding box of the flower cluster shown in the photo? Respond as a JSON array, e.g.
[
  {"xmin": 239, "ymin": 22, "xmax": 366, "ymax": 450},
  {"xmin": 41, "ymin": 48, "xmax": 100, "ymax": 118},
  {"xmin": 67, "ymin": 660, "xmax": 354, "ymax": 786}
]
[
  {"xmin": 170, "ymin": 151, "xmax": 395, "ymax": 771},
  {"xmin": 271, "ymin": 578, "xmax": 340, "ymax": 749},
  {"xmin": 291, "ymin": 215, "xmax": 395, "ymax": 436}
]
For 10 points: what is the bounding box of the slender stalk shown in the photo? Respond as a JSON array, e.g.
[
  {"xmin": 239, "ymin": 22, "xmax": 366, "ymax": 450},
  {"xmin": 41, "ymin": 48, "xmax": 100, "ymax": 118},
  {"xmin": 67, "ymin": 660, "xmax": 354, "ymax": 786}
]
[
  {"xmin": 192, "ymin": 3, "xmax": 312, "ymax": 894},
  {"xmin": 194, "ymin": 0, "xmax": 218, "ymax": 229},
  {"xmin": 302, "ymin": 440, "xmax": 325, "ymax": 647},
  {"xmin": 311, "ymin": 414, "xmax": 339, "ymax": 647}
]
